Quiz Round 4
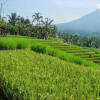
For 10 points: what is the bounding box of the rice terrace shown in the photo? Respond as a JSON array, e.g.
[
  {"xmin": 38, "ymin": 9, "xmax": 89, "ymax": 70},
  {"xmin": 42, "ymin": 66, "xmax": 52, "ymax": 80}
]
[{"xmin": 1, "ymin": 0, "xmax": 100, "ymax": 100}]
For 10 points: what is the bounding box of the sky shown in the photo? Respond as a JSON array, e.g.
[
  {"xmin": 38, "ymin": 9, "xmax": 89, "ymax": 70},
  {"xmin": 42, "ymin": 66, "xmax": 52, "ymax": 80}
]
[{"xmin": 1, "ymin": 0, "xmax": 100, "ymax": 24}]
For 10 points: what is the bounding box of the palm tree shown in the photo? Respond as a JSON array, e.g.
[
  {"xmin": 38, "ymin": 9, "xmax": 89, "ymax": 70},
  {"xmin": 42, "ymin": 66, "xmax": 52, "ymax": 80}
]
[
  {"xmin": 32, "ymin": 12, "xmax": 43, "ymax": 37},
  {"xmin": 8, "ymin": 13, "xmax": 20, "ymax": 26},
  {"xmin": 41, "ymin": 18, "xmax": 54, "ymax": 39},
  {"xmin": 32, "ymin": 12, "xmax": 43, "ymax": 26},
  {"xmin": 24, "ymin": 18, "xmax": 32, "ymax": 36},
  {"xmin": 42, "ymin": 18, "xmax": 53, "ymax": 27},
  {"xmin": 0, "ymin": 20, "xmax": 7, "ymax": 36}
]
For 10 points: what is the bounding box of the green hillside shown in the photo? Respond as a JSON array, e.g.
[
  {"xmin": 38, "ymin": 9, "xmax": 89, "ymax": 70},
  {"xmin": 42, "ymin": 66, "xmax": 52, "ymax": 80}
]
[
  {"xmin": 0, "ymin": 36, "xmax": 100, "ymax": 68},
  {"xmin": 0, "ymin": 50, "xmax": 100, "ymax": 100}
]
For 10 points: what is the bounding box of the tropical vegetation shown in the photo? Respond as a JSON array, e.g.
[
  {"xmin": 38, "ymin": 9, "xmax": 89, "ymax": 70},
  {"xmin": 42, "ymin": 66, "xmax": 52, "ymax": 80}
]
[{"xmin": 0, "ymin": 12, "xmax": 57, "ymax": 39}]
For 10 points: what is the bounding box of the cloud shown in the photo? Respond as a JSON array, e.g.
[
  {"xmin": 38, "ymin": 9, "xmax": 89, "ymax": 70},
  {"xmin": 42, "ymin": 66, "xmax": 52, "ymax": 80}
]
[{"xmin": 96, "ymin": 4, "xmax": 100, "ymax": 9}]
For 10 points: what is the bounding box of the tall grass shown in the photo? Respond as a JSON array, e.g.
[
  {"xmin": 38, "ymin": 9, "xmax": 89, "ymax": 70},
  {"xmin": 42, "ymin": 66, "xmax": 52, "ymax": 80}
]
[{"xmin": 0, "ymin": 50, "xmax": 100, "ymax": 99}]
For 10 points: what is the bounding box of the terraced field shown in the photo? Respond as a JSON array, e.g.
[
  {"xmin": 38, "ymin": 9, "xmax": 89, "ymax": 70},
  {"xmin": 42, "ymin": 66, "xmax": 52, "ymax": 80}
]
[
  {"xmin": 1, "ymin": 36, "xmax": 100, "ymax": 68},
  {"xmin": 38, "ymin": 40, "xmax": 100, "ymax": 64},
  {"xmin": 1, "ymin": 36, "xmax": 100, "ymax": 99}
]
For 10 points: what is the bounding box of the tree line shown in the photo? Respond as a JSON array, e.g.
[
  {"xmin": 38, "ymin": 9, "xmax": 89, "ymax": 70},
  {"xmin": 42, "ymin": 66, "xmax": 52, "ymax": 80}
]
[
  {"xmin": 0, "ymin": 12, "xmax": 57, "ymax": 39},
  {"xmin": 59, "ymin": 32, "xmax": 100, "ymax": 48}
]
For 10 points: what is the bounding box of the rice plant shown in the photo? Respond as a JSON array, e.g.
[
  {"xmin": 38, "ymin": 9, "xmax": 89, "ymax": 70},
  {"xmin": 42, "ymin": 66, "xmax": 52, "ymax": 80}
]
[{"xmin": 0, "ymin": 50, "xmax": 100, "ymax": 100}]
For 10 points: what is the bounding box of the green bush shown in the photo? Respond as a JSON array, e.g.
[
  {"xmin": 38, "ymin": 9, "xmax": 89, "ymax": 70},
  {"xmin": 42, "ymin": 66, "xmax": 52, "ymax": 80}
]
[
  {"xmin": 16, "ymin": 40, "xmax": 29, "ymax": 49},
  {"xmin": 0, "ymin": 39, "xmax": 16, "ymax": 49},
  {"xmin": 0, "ymin": 38, "xmax": 30, "ymax": 50}
]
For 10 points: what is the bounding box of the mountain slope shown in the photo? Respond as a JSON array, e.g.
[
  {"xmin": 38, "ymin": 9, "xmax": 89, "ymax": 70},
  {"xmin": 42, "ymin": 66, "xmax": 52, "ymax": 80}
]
[{"xmin": 56, "ymin": 9, "xmax": 100, "ymax": 34}]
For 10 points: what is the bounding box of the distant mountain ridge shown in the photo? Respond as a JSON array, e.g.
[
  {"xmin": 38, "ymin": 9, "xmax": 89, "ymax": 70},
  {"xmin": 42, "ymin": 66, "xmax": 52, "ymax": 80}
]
[{"xmin": 56, "ymin": 9, "xmax": 100, "ymax": 35}]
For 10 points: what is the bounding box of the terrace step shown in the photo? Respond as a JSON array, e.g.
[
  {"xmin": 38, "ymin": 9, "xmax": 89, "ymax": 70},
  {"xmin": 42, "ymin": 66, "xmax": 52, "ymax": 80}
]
[
  {"xmin": 52, "ymin": 47, "xmax": 78, "ymax": 49},
  {"xmin": 65, "ymin": 50, "xmax": 93, "ymax": 53},
  {"xmin": 46, "ymin": 45, "xmax": 72, "ymax": 47},
  {"xmin": 40, "ymin": 42, "xmax": 68, "ymax": 44},
  {"xmin": 80, "ymin": 55, "xmax": 100, "ymax": 58},
  {"xmin": 67, "ymin": 52, "xmax": 95, "ymax": 55},
  {"xmin": 93, "ymin": 57, "xmax": 100, "ymax": 60},
  {"xmin": 93, "ymin": 60, "xmax": 100, "ymax": 63},
  {"xmin": 84, "ymin": 58, "xmax": 95, "ymax": 61}
]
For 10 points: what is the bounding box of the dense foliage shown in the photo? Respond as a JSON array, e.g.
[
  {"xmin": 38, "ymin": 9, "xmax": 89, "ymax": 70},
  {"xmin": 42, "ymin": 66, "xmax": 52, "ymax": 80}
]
[
  {"xmin": 0, "ymin": 20, "xmax": 7, "ymax": 36},
  {"xmin": 0, "ymin": 12, "xmax": 57, "ymax": 39}
]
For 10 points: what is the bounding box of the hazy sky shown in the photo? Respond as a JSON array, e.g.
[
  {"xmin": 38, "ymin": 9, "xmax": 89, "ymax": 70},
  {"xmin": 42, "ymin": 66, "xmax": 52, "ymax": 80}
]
[{"xmin": 2, "ymin": 0, "xmax": 100, "ymax": 24}]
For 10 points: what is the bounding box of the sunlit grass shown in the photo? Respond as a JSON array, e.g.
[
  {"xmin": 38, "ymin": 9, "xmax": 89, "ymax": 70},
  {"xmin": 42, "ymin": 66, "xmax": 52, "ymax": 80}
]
[{"xmin": 0, "ymin": 50, "xmax": 100, "ymax": 99}]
